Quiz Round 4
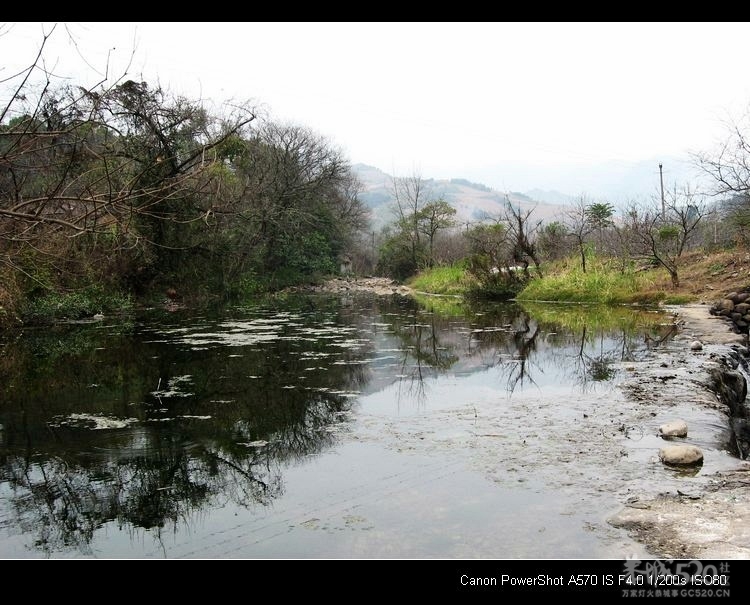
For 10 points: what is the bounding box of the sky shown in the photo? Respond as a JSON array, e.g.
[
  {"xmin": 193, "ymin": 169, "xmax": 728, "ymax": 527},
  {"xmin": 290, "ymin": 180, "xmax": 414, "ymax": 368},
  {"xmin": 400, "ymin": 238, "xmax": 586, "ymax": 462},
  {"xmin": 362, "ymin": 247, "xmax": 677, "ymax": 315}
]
[{"xmin": 3, "ymin": 22, "xmax": 749, "ymax": 199}]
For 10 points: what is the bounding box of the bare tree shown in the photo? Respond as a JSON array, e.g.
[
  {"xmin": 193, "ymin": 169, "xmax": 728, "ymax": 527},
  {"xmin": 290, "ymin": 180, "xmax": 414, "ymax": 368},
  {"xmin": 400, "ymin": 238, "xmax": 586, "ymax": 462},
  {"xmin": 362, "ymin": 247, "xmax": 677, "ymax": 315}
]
[
  {"xmin": 503, "ymin": 198, "xmax": 543, "ymax": 278},
  {"xmin": 664, "ymin": 183, "xmax": 708, "ymax": 257},
  {"xmin": 565, "ymin": 195, "xmax": 595, "ymax": 272},
  {"xmin": 695, "ymin": 111, "xmax": 750, "ymax": 196},
  {"xmin": 622, "ymin": 188, "xmax": 705, "ymax": 288},
  {"xmin": 391, "ymin": 172, "xmax": 429, "ymax": 269},
  {"xmin": 431, "ymin": 227, "xmax": 469, "ymax": 265}
]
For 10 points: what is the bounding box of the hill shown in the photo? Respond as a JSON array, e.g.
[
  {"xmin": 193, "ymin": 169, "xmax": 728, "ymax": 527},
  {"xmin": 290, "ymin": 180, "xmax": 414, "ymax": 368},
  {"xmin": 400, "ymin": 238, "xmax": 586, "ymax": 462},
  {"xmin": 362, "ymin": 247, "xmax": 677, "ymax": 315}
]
[{"xmin": 353, "ymin": 164, "xmax": 567, "ymax": 229}]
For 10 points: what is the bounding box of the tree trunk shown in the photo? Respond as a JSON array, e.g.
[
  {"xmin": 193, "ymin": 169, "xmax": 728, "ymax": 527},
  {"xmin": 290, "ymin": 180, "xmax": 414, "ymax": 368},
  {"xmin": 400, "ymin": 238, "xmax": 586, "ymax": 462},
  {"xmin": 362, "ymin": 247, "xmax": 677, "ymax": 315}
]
[{"xmin": 579, "ymin": 243, "xmax": 587, "ymax": 273}]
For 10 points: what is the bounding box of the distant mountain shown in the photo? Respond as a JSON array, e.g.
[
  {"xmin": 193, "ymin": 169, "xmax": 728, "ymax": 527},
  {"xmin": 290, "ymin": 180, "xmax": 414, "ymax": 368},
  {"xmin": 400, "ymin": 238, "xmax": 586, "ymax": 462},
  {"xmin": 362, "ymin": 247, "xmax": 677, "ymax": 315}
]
[
  {"xmin": 525, "ymin": 189, "xmax": 575, "ymax": 205},
  {"xmin": 353, "ymin": 164, "xmax": 567, "ymax": 229},
  {"xmin": 448, "ymin": 155, "xmax": 708, "ymax": 206}
]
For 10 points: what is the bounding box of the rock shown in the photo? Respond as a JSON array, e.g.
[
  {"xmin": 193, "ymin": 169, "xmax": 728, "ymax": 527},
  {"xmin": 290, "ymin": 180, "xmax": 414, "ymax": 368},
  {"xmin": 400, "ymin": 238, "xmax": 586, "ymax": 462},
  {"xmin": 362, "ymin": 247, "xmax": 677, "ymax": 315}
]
[
  {"xmin": 659, "ymin": 445, "xmax": 704, "ymax": 466},
  {"xmin": 709, "ymin": 366, "xmax": 748, "ymax": 416},
  {"xmin": 626, "ymin": 499, "xmax": 651, "ymax": 510},
  {"xmin": 732, "ymin": 418, "xmax": 750, "ymax": 459},
  {"xmin": 735, "ymin": 302, "xmax": 750, "ymax": 314},
  {"xmin": 676, "ymin": 490, "xmax": 701, "ymax": 500},
  {"xmin": 659, "ymin": 420, "xmax": 688, "ymax": 438},
  {"xmin": 690, "ymin": 341, "xmax": 703, "ymax": 351},
  {"xmin": 719, "ymin": 298, "xmax": 735, "ymax": 313}
]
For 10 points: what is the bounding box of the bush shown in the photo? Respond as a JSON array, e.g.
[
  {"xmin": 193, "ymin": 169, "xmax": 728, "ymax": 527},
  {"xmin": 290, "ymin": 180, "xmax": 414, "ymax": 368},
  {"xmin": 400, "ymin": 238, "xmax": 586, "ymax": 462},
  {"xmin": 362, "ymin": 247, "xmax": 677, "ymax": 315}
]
[{"xmin": 21, "ymin": 286, "xmax": 133, "ymax": 323}]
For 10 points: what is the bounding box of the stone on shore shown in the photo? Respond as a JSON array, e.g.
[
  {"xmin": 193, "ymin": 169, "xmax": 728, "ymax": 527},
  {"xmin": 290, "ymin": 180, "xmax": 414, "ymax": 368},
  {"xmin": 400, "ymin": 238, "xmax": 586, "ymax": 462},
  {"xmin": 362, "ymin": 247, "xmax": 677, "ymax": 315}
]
[
  {"xmin": 659, "ymin": 445, "xmax": 703, "ymax": 467},
  {"xmin": 659, "ymin": 420, "xmax": 688, "ymax": 438}
]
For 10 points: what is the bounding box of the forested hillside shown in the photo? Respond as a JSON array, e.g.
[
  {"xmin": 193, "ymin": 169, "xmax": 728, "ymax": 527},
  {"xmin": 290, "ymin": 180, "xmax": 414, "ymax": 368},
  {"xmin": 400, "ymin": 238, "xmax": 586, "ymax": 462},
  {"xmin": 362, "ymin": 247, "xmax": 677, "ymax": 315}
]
[{"xmin": 0, "ymin": 32, "xmax": 367, "ymax": 323}]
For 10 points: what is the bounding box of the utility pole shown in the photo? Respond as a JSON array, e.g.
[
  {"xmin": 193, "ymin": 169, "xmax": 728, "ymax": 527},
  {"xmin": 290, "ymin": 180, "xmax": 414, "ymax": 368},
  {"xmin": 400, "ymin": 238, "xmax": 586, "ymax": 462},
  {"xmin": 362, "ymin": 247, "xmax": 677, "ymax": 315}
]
[{"xmin": 659, "ymin": 162, "xmax": 665, "ymax": 219}]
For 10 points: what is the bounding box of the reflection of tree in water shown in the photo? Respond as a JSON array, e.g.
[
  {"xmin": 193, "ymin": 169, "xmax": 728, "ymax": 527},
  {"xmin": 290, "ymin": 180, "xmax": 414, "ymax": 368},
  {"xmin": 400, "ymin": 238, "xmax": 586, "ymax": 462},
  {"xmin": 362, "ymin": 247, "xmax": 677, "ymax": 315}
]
[
  {"xmin": 414, "ymin": 300, "xmax": 677, "ymax": 395},
  {"xmin": 0, "ymin": 299, "xmax": 367, "ymax": 556},
  {"xmin": 456, "ymin": 305, "xmax": 544, "ymax": 393},
  {"xmin": 373, "ymin": 297, "xmax": 460, "ymax": 404},
  {"xmin": 1, "ymin": 392, "xmax": 349, "ymax": 555},
  {"xmin": 521, "ymin": 306, "xmax": 679, "ymax": 392},
  {"xmin": 569, "ymin": 326, "xmax": 618, "ymax": 391}
]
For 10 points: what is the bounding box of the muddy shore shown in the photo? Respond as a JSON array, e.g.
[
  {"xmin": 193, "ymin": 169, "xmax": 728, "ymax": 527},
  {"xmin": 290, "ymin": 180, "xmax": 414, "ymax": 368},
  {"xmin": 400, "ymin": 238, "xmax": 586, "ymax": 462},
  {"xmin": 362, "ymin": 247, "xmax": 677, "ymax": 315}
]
[{"xmin": 609, "ymin": 304, "xmax": 750, "ymax": 559}]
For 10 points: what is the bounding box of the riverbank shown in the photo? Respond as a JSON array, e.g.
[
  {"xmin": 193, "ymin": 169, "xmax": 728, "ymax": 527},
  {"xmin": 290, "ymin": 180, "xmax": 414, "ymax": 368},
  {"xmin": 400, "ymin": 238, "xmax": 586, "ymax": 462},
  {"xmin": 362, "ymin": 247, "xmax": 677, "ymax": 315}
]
[
  {"xmin": 608, "ymin": 303, "xmax": 750, "ymax": 558},
  {"xmin": 406, "ymin": 250, "xmax": 750, "ymax": 307},
  {"xmin": 286, "ymin": 276, "xmax": 416, "ymax": 297}
]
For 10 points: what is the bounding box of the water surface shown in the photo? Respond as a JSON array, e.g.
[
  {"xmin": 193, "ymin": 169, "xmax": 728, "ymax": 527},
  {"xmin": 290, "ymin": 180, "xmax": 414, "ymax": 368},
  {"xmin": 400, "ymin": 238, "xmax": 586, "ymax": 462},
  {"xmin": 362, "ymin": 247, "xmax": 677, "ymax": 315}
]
[{"xmin": 0, "ymin": 294, "xmax": 734, "ymax": 558}]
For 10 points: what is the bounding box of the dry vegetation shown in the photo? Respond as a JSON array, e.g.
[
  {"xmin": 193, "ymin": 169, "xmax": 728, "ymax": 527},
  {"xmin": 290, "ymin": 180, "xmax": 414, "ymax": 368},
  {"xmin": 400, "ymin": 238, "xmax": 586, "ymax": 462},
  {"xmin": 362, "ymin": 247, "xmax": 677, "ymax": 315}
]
[{"xmin": 649, "ymin": 249, "xmax": 750, "ymax": 302}]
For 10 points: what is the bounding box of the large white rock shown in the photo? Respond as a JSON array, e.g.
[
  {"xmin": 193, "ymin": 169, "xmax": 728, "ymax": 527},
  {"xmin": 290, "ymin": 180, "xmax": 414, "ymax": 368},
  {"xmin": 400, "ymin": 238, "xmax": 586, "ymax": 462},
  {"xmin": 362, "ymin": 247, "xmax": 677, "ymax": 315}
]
[
  {"xmin": 659, "ymin": 420, "xmax": 688, "ymax": 438},
  {"xmin": 659, "ymin": 445, "xmax": 703, "ymax": 466}
]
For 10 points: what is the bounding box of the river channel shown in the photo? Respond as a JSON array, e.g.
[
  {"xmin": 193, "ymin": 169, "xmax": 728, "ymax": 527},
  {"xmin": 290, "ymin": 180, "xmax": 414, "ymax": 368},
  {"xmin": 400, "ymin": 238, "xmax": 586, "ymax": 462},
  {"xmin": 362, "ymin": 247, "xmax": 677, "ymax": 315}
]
[{"xmin": 0, "ymin": 293, "xmax": 739, "ymax": 558}]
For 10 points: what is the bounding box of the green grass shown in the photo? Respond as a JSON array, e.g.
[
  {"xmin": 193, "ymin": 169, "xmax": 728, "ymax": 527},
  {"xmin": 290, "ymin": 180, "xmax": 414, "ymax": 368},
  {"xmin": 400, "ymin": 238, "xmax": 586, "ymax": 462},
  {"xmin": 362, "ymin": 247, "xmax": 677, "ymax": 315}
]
[
  {"xmin": 411, "ymin": 291, "xmax": 467, "ymax": 316},
  {"xmin": 408, "ymin": 263, "xmax": 475, "ymax": 295},
  {"xmin": 661, "ymin": 293, "xmax": 695, "ymax": 305},
  {"xmin": 518, "ymin": 300, "xmax": 667, "ymax": 333},
  {"xmin": 408, "ymin": 255, "xmax": 701, "ymax": 306},
  {"xmin": 516, "ymin": 258, "xmax": 663, "ymax": 304}
]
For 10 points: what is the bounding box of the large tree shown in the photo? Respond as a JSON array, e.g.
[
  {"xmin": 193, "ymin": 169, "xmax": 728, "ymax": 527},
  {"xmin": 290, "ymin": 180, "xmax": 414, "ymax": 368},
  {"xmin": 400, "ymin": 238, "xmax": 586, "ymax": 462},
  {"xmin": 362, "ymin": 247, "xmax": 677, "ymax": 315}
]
[
  {"xmin": 418, "ymin": 198, "xmax": 456, "ymax": 268},
  {"xmin": 229, "ymin": 123, "xmax": 355, "ymax": 280},
  {"xmin": 0, "ymin": 46, "xmax": 255, "ymax": 289},
  {"xmin": 391, "ymin": 172, "xmax": 429, "ymax": 270}
]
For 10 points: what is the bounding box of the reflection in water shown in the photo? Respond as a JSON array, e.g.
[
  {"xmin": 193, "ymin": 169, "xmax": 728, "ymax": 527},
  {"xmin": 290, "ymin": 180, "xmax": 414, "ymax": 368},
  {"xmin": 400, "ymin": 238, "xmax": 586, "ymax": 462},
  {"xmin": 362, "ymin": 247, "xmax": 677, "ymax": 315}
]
[{"xmin": 0, "ymin": 295, "xmax": 674, "ymax": 556}]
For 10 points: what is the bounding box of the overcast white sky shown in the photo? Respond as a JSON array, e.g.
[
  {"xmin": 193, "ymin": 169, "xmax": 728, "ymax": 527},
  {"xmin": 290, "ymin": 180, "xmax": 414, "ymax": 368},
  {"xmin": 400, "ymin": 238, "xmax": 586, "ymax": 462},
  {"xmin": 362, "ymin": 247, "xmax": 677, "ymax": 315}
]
[{"xmin": 4, "ymin": 22, "xmax": 749, "ymax": 196}]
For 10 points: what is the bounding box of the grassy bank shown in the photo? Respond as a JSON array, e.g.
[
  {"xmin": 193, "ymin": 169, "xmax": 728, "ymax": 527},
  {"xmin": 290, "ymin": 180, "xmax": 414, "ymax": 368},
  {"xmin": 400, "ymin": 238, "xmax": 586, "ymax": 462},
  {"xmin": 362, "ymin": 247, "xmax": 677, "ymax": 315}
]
[
  {"xmin": 406, "ymin": 250, "xmax": 749, "ymax": 305},
  {"xmin": 515, "ymin": 257, "xmax": 661, "ymax": 304},
  {"xmin": 408, "ymin": 263, "xmax": 476, "ymax": 295}
]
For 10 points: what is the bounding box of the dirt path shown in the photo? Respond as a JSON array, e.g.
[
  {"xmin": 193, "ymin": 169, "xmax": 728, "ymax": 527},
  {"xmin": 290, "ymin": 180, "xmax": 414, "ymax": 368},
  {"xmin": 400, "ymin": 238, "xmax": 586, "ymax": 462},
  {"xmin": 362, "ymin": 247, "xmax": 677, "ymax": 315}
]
[{"xmin": 671, "ymin": 303, "xmax": 747, "ymax": 346}]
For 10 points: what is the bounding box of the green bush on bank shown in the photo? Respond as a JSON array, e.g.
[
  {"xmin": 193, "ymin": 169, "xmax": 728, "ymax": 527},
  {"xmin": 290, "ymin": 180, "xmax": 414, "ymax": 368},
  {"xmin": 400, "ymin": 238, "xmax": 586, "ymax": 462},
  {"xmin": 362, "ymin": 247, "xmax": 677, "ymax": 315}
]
[
  {"xmin": 408, "ymin": 263, "xmax": 474, "ymax": 295},
  {"xmin": 21, "ymin": 286, "xmax": 133, "ymax": 323}
]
